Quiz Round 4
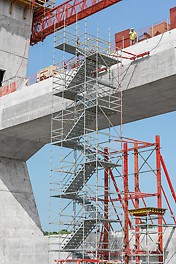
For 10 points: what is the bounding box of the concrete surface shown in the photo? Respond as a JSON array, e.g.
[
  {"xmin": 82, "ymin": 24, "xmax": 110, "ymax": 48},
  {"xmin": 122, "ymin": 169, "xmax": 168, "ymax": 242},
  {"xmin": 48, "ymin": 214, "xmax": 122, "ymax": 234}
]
[
  {"xmin": 2, "ymin": 29, "xmax": 176, "ymax": 147},
  {"xmin": 0, "ymin": 0, "xmax": 32, "ymax": 85},
  {"xmin": 0, "ymin": 3, "xmax": 176, "ymax": 262},
  {"xmin": 0, "ymin": 157, "xmax": 48, "ymax": 264},
  {"xmin": 49, "ymin": 228, "xmax": 176, "ymax": 263},
  {"xmin": 0, "ymin": 1, "xmax": 49, "ymax": 263}
]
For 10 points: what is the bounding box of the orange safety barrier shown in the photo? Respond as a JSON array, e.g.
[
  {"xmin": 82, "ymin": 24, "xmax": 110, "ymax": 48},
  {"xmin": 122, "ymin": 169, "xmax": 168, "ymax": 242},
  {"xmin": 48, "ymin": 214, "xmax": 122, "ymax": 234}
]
[
  {"xmin": 170, "ymin": 6, "xmax": 176, "ymax": 29},
  {"xmin": 115, "ymin": 29, "xmax": 130, "ymax": 49},
  {"xmin": 149, "ymin": 22, "xmax": 170, "ymax": 36},
  {"xmin": 0, "ymin": 82, "xmax": 17, "ymax": 97}
]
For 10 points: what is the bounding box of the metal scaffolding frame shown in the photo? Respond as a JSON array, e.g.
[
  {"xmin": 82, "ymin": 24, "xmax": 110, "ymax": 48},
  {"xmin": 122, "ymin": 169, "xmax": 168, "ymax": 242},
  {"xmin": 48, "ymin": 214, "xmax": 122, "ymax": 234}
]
[
  {"xmin": 49, "ymin": 22, "xmax": 176, "ymax": 264},
  {"xmin": 49, "ymin": 22, "xmax": 125, "ymax": 263}
]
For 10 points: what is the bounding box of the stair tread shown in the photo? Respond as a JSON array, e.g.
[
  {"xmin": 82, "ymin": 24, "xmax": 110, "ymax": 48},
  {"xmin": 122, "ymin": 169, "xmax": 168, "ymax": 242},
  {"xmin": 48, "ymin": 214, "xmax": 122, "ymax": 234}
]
[{"xmin": 62, "ymin": 219, "xmax": 96, "ymax": 250}]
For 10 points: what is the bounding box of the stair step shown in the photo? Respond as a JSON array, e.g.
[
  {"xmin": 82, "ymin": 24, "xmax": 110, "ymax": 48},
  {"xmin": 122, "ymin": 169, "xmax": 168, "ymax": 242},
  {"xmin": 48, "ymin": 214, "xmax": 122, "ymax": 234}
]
[
  {"xmin": 61, "ymin": 160, "xmax": 120, "ymax": 195},
  {"xmin": 64, "ymin": 113, "xmax": 95, "ymax": 141},
  {"xmin": 62, "ymin": 219, "xmax": 96, "ymax": 250},
  {"xmin": 55, "ymin": 59, "xmax": 97, "ymax": 100}
]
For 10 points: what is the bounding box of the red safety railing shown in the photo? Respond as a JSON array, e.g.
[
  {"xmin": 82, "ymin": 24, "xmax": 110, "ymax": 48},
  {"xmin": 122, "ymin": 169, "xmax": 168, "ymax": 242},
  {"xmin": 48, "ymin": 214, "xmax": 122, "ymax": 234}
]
[{"xmin": 0, "ymin": 82, "xmax": 17, "ymax": 97}]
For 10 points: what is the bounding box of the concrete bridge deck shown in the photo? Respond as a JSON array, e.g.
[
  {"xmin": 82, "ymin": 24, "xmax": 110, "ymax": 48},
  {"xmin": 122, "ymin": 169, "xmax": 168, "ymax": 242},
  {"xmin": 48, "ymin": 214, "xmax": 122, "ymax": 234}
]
[{"xmin": 1, "ymin": 28, "xmax": 176, "ymax": 160}]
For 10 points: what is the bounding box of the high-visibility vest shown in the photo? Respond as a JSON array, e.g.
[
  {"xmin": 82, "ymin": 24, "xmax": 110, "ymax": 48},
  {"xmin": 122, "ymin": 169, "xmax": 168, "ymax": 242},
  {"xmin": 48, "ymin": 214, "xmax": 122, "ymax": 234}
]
[{"xmin": 129, "ymin": 31, "xmax": 137, "ymax": 41}]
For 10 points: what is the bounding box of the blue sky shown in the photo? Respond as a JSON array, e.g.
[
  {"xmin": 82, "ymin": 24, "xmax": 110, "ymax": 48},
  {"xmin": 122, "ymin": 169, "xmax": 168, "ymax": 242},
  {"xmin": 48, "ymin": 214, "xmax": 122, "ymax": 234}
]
[{"xmin": 27, "ymin": 0, "xmax": 176, "ymax": 231}]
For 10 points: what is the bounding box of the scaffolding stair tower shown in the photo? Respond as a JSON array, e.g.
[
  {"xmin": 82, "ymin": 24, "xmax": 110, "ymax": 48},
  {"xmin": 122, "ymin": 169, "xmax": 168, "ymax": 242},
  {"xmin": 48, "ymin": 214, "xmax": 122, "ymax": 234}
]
[{"xmin": 50, "ymin": 32, "xmax": 123, "ymax": 260}]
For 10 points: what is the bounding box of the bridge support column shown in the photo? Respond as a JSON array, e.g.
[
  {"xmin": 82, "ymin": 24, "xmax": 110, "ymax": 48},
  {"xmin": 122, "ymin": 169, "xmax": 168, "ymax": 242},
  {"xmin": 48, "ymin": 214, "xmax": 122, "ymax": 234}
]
[{"xmin": 0, "ymin": 157, "xmax": 48, "ymax": 264}]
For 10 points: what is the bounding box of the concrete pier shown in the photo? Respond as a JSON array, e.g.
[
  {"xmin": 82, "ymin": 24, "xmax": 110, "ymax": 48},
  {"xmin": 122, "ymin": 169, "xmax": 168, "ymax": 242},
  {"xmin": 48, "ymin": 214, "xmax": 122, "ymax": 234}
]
[
  {"xmin": 0, "ymin": 1, "xmax": 48, "ymax": 263},
  {"xmin": 0, "ymin": 0, "xmax": 31, "ymax": 85},
  {"xmin": 0, "ymin": 158, "xmax": 48, "ymax": 263}
]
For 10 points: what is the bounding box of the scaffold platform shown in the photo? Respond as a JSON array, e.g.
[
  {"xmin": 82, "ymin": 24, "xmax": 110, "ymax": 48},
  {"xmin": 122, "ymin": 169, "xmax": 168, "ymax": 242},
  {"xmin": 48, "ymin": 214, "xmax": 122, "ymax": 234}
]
[
  {"xmin": 129, "ymin": 207, "xmax": 166, "ymax": 216},
  {"xmin": 55, "ymin": 43, "xmax": 84, "ymax": 55}
]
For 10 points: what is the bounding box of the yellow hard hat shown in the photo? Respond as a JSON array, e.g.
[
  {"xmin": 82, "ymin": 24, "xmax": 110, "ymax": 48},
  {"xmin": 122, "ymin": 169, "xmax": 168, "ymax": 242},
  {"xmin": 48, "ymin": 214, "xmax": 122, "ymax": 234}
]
[{"xmin": 131, "ymin": 27, "xmax": 134, "ymax": 30}]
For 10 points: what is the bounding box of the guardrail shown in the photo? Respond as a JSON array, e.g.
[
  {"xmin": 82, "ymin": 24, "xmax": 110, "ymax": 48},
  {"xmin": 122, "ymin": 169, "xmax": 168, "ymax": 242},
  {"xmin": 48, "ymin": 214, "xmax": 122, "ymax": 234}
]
[
  {"xmin": 0, "ymin": 82, "xmax": 17, "ymax": 97},
  {"xmin": 115, "ymin": 18, "xmax": 170, "ymax": 49},
  {"xmin": 137, "ymin": 18, "xmax": 170, "ymax": 42}
]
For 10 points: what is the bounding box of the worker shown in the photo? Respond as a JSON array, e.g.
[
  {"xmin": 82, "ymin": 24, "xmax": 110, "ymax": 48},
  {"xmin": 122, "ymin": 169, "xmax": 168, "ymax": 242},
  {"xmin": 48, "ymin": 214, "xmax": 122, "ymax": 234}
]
[
  {"xmin": 76, "ymin": 37, "xmax": 81, "ymax": 60},
  {"xmin": 129, "ymin": 28, "xmax": 137, "ymax": 45},
  {"xmin": 63, "ymin": 61, "xmax": 67, "ymax": 70},
  {"xmin": 76, "ymin": 37, "xmax": 80, "ymax": 48}
]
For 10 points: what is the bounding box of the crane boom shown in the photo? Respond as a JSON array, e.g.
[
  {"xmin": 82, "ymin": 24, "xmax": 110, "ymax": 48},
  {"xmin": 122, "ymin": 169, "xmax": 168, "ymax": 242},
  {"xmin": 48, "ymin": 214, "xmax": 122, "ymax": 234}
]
[{"xmin": 30, "ymin": 0, "xmax": 122, "ymax": 45}]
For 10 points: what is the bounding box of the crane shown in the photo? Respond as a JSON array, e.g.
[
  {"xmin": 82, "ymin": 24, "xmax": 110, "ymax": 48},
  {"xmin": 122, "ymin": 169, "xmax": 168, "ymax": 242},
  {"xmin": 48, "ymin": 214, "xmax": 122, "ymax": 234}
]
[{"xmin": 30, "ymin": 0, "xmax": 122, "ymax": 45}]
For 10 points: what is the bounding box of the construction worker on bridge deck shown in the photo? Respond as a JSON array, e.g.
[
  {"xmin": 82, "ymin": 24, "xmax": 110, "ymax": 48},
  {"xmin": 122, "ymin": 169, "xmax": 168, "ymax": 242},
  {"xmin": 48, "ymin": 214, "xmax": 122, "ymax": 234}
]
[{"xmin": 129, "ymin": 27, "xmax": 137, "ymax": 45}]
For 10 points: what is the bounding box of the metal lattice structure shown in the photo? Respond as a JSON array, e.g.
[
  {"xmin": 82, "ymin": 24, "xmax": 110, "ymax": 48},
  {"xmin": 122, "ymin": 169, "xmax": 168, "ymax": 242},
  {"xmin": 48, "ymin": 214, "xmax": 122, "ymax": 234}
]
[
  {"xmin": 49, "ymin": 24, "xmax": 125, "ymax": 263},
  {"xmin": 114, "ymin": 137, "xmax": 176, "ymax": 264},
  {"xmin": 49, "ymin": 23, "xmax": 176, "ymax": 264},
  {"xmin": 30, "ymin": 0, "xmax": 123, "ymax": 45}
]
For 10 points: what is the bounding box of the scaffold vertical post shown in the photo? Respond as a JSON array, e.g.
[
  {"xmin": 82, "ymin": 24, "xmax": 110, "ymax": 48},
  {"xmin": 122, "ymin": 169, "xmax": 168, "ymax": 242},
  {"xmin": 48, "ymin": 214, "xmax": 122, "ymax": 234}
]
[{"xmin": 103, "ymin": 147, "xmax": 109, "ymax": 260}]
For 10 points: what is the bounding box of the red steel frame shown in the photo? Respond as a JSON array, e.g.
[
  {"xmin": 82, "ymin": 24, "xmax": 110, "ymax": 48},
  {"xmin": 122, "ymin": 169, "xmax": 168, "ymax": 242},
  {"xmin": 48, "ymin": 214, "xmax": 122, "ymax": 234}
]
[
  {"xmin": 134, "ymin": 142, "xmax": 140, "ymax": 264},
  {"xmin": 30, "ymin": 0, "xmax": 123, "ymax": 45},
  {"xmin": 117, "ymin": 135, "xmax": 175, "ymax": 263},
  {"xmin": 108, "ymin": 135, "xmax": 175, "ymax": 263},
  {"xmin": 156, "ymin": 136, "xmax": 163, "ymax": 263},
  {"xmin": 123, "ymin": 142, "xmax": 129, "ymax": 264},
  {"xmin": 54, "ymin": 135, "xmax": 175, "ymax": 264}
]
